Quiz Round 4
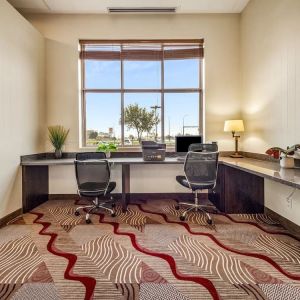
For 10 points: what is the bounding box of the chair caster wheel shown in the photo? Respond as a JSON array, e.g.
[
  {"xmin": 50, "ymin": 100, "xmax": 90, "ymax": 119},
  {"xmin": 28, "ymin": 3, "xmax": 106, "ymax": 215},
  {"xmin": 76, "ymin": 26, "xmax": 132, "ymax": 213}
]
[
  {"xmin": 180, "ymin": 215, "xmax": 186, "ymax": 221},
  {"xmin": 75, "ymin": 211, "xmax": 80, "ymax": 216},
  {"xmin": 111, "ymin": 213, "xmax": 116, "ymax": 217},
  {"xmin": 175, "ymin": 205, "xmax": 180, "ymax": 210},
  {"xmin": 207, "ymin": 219, "xmax": 213, "ymax": 225},
  {"xmin": 86, "ymin": 219, "xmax": 91, "ymax": 224},
  {"xmin": 112, "ymin": 203, "xmax": 116, "ymax": 208}
]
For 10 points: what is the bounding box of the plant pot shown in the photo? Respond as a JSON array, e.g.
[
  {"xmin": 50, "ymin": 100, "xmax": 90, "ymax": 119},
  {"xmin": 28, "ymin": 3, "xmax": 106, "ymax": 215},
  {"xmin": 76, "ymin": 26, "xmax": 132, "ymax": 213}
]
[
  {"xmin": 55, "ymin": 149, "xmax": 62, "ymax": 159},
  {"xmin": 280, "ymin": 156, "xmax": 294, "ymax": 168},
  {"xmin": 106, "ymin": 152, "xmax": 111, "ymax": 158},
  {"xmin": 294, "ymin": 150, "xmax": 300, "ymax": 159}
]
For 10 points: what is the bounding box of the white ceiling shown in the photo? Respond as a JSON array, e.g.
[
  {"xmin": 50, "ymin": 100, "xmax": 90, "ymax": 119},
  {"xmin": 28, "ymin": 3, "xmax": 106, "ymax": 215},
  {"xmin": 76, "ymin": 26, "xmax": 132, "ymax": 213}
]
[{"xmin": 8, "ymin": 0, "xmax": 250, "ymax": 14}]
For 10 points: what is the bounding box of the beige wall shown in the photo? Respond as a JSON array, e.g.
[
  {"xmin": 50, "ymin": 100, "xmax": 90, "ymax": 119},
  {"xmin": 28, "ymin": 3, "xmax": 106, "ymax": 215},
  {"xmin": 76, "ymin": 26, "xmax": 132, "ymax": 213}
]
[
  {"xmin": 0, "ymin": 1, "xmax": 45, "ymax": 219},
  {"xmin": 241, "ymin": 0, "xmax": 300, "ymax": 223},
  {"xmin": 25, "ymin": 13, "xmax": 241, "ymax": 152},
  {"xmin": 241, "ymin": 0, "xmax": 300, "ymax": 153},
  {"xmin": 265, "ymin": 179, "xmax": 300, "ymax": 226},
  {"xmin": 49, "ymin": 164, "xmax": 188, "ymax": 194}
]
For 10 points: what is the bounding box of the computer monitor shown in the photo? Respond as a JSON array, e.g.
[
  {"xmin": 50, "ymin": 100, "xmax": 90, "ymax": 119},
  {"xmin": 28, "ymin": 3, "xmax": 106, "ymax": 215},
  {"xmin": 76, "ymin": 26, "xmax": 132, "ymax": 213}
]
[{"xmin": 175, "ymin": 135, "xmax": 202, "ymax": 153}]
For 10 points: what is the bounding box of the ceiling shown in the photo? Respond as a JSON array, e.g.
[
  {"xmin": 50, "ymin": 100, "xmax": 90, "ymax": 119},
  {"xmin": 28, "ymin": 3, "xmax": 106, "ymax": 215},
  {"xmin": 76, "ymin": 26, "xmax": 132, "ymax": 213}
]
[{"xmin": 7, "ymin": 0, "xmax": 250, "ymax": 14}]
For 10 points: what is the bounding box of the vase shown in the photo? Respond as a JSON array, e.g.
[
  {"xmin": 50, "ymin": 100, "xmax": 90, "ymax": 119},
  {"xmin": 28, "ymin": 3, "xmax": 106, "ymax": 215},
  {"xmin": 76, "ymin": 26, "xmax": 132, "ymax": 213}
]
[
  {"xmin": 294, "ymin": 150, "xmax": 300, "ymax": 159},
  {"xmin": 54, "ymin": 149, "xmax": 62, "ymax": 159},
  {"xmin": 106, "ymin": 152, "xmax": 111, "ymax": 158},
  {"xmin": 280, "ymin": 156, "xmax": 294, "ymax": 168}
]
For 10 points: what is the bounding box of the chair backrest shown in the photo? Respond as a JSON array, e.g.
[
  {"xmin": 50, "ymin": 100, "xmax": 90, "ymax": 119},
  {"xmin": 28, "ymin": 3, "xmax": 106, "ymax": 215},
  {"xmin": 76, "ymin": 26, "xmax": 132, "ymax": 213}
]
[
  {"xmin": 75, "ymin": 153, "xmax": 110, "ymax": 192},
  {"xmin": 184, "ymin": 151, "xmax": 219, "ymax": 186},
  {"xmin": 188, "ymin": 143, "xmax": 218, "ymax": 152},
  {"xmin": 76, "ymin": 152, "xmax": 106, "ymax": 160}
]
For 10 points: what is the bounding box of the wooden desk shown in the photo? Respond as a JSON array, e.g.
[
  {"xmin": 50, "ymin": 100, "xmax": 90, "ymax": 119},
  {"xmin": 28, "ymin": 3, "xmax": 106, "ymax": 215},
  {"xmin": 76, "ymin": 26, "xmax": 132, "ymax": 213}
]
[
  {"xmin": 21, "ymin": 156, "xmax": 300, "ymax": 213},
  {"xmin": 21, "ymin": 157, "xmax": 183, "ymax": 212}
]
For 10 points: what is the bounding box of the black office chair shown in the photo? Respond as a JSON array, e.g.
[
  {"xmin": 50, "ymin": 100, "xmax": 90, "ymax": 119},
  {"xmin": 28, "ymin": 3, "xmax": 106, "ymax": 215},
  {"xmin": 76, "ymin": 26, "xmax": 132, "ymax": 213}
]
[
  {"xmin": 175, "ymin": 144, "xmax": 219, "ymax": 224},
  {"xmin": 188, "ymin": 143, "xmax": 218, "ymax": 153},
  {"xmin": 74, "ymin": 152, "xmax": 116, "ymax": 223}
]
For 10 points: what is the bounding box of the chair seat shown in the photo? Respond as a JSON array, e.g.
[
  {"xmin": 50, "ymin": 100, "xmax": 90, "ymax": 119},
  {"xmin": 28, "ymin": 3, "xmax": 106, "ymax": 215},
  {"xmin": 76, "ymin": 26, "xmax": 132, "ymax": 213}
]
[
  {"xmin": 79, "ymin": 181, "xmax": 116, "ymax": 197},
  {"xmin": 176, "ymin": 175, "xmax": 215, "ymax": 191}
]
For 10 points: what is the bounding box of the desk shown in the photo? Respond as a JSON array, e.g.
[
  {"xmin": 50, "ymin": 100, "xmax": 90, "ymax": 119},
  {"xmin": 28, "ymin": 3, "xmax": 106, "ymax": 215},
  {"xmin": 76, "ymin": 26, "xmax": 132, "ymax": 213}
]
[
  {"xmin": 21, "ymin": 156, "xmax": 300, "ymax": 213},
  {"xmin": 21, "ymin": 157, "xmax": 183, "ymax": 212}
]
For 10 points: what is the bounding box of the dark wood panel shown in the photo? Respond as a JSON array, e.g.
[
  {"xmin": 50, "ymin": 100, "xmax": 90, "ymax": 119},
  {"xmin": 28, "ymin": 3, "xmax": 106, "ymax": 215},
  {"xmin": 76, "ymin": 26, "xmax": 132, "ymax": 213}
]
[
  {"xmin": 209, "ymin": 164, "xmax": 264, "ymax": 214},
  {"xmin": 0, "ymin": 208, "xmax": 23, "ymax": 228},
  {"xmin": 209, "ymin": 164, "xmax": 225, "ymax": 211},
  {"xmin": 224, "ymin": 166, "xmax": 264, "ymax": 213},
  {"xmin": 122, "ymin": 164, "xmax": 130, "ymax": 212},
  {"xmin": 22, "ymin": 165, "xmax": 49, "ymax": 213}
]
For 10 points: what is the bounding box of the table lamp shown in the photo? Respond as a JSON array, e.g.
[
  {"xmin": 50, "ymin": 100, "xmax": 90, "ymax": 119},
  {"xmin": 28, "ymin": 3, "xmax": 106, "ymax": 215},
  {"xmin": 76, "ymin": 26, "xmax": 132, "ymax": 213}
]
[{"xmin": 224, "ymin": 120, "xmax": 244, "ymax": 158}]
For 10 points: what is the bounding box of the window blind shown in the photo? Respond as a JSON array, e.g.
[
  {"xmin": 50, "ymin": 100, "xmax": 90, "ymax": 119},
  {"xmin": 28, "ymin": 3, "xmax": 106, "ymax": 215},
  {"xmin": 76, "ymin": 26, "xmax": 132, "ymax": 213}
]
[{"xmin": 79, "ymin": 40, "xmax": 204, "ymax": 61}]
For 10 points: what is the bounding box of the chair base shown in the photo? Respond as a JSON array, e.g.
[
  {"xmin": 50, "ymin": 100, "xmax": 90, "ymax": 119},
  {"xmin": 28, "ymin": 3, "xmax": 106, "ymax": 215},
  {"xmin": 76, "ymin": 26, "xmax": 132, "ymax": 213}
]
[
  {"xmin": 75, "ymin": 196, "xmax": 116, "ymax": 223},
  {"xmin": 176, "ymin": 191, "xmax": 216, "ymax": 225}
]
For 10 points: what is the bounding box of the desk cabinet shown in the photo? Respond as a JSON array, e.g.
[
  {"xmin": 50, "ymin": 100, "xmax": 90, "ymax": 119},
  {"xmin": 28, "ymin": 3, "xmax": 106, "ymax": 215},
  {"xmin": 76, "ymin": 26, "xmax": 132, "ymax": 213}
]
[
  {"xmin": 22, "ymin": 166, "xmax": 49, "ymax": 213},
  {"xmin": 209, "ymin": 164, "xmax": 264, "ymax": 214}
]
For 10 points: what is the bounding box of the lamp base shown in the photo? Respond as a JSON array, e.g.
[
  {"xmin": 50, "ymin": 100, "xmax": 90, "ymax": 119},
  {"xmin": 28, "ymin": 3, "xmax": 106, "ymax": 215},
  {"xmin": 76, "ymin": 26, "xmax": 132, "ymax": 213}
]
[{"xmin": 230, "ymin": 153, "xmax": 244, "ymax": 158}]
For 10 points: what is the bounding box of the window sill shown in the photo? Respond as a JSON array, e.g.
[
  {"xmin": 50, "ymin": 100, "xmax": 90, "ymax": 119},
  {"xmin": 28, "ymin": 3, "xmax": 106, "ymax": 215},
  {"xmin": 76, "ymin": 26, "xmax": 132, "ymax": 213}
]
[{"xmin": 79, "ymin": 146, "xmax": 176, "ymax": 152}]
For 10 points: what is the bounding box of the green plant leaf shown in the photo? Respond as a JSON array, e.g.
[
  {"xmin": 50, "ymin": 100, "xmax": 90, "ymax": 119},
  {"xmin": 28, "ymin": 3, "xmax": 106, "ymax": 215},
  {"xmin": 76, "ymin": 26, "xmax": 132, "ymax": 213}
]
[
  {"xmin": 97, "ymin": 142, "xmax": 118, "ymax": 153},
  {"xmin": 48, "ymin": 125, "xmax": 69, "ymax": 150}
]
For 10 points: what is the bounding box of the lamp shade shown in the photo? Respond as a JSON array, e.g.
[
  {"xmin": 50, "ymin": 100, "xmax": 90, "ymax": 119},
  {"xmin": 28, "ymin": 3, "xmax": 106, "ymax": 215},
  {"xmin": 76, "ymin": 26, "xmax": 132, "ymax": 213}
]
[{"xmin": 224, "ymin": 120, "xmax": 244, "ymax": 132}]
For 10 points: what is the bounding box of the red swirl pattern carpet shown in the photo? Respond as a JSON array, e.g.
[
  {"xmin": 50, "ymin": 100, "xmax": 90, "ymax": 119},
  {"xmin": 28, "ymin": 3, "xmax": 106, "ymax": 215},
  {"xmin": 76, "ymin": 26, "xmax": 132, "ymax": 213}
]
[{"xmin": 1, "ymin": 198, "xmax": 300, "ymax": 300}]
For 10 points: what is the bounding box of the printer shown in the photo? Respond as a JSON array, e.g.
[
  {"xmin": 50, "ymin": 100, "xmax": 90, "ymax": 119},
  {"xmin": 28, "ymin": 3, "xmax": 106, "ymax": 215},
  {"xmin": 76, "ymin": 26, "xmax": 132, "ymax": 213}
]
[{"xmin": 141, "ymin": 141, "xmax": 166, "ymax": 161}]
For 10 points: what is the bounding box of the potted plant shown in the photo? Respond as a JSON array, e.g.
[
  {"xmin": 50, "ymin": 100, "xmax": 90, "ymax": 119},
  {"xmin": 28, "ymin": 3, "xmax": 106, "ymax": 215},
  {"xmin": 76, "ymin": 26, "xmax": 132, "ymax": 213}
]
[
  {"xmin": 97, "ymin": 142, "xmax": 118, "ymax": 158},
  {"xmin": 48, "ymin": 125, "xmax": 70, "ymax": 159},
  {"xmin": 266, "ymin": 144, "xmax": 300, "ymax": 168}
]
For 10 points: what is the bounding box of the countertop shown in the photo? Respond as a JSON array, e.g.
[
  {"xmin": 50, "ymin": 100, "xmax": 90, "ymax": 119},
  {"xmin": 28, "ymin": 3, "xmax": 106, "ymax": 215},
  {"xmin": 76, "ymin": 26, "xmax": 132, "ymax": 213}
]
[{"xmin": 21, "ymin": 156, "xmax": 300, "ymax": 189}]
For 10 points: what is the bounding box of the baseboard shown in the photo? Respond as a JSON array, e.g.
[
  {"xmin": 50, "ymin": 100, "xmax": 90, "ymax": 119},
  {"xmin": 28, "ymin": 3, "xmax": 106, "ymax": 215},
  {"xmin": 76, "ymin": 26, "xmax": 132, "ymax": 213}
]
[
  {"xmin": 48, "ymin": 193, "xmax": 208, "ymax": 202},
  {"xmin": 0, "ymin": 208, "xmax": 23, "ymax": 228},
  {"xmin": 265, "ymin": 207, "xmax": 300, "ymax": 235}
]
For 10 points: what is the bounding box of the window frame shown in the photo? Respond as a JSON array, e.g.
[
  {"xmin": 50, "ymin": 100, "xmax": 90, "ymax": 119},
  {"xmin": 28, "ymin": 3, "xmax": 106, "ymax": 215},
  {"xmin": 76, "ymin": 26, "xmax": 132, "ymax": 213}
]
[{"xmin": 80, "ymin": 39, "xmax": 204, "ymax": 148}]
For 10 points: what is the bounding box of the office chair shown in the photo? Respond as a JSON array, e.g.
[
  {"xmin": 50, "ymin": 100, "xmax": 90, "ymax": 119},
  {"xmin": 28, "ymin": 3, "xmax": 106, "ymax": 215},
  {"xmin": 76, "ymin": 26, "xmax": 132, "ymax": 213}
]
[
  {"xmin": 175, "ymin": 144, "xmax": 219, "ymax": 224},
  {"xmin": 188, "ymin": 143, "xmax": 218, "ymax": 153},
  {"xmin": 74, "ymin": 152, "xmax": 116, "ymax": 224}
]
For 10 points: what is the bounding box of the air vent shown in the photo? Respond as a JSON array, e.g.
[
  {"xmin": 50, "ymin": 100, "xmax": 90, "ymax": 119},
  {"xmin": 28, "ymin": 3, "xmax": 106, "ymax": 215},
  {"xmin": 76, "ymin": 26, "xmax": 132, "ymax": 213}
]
[{"xmin": 108, "ymin": 7, "xmax": 177, "ymax": 13}]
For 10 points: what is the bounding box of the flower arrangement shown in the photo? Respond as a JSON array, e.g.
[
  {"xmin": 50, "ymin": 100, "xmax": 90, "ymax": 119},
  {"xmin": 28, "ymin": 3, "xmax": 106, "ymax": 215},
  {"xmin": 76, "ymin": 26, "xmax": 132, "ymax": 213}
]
[{"xmin": 266, "ymin": 144, "xmax": 300, "ymax": 159}]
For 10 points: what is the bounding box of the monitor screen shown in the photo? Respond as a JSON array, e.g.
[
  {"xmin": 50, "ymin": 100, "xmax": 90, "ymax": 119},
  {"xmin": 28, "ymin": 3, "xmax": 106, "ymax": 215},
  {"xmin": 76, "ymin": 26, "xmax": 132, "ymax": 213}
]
[{"xmin": 175, "ymin": 135, "xmax": 202, "ymax": 153}]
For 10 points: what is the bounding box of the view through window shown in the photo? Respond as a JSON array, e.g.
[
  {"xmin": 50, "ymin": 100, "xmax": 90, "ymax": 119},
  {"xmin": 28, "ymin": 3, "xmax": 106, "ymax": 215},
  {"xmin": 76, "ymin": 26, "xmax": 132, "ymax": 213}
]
[{"xmin": 80, "ymin": 40, "xmax": 204, "ymax": 147}]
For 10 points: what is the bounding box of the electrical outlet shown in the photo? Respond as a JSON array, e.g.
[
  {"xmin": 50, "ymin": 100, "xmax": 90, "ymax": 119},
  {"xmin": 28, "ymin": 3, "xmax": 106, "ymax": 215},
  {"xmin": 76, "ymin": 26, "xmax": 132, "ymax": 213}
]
[{"xmin": 286, "ymin": 188, "xmax": 296, "ymax": 210}]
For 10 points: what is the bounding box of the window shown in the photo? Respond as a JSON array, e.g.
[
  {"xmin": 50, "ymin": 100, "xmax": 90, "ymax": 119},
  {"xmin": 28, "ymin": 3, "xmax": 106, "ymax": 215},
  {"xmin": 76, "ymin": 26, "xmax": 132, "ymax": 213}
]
[{"xmin": 80, "ymin": 40, "xmax": 204, "ymax": 147}]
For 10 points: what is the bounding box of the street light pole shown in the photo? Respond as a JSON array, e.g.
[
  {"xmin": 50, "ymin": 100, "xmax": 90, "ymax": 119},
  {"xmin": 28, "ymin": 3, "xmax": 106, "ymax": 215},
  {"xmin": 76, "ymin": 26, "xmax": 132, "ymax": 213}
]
[
  {"xmin": 168, "ymin": 117, "xmax": 171, "ymax": 142},
  {"xmin": 182, "ymin": 114, "xmax": 188, "ymax": 135},
  {"xmin": 150, "ymin": 105, "xmax": 161, "ymax": 141}
]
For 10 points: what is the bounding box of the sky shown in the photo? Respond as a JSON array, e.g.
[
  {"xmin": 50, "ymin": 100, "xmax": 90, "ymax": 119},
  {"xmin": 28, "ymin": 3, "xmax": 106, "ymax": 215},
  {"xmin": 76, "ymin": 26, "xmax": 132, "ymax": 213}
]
[{"xmin": 85, "ymin": 58, "xmax": 200, "ymax": 139}]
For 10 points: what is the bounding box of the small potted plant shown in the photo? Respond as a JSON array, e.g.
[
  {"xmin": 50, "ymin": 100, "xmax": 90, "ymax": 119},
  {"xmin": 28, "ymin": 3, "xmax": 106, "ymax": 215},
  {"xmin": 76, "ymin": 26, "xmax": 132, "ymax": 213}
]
[
  {"xmin": 97, "ymin": 142, "xmax": 118, "ymax": 158},
  {"xmin": 266, "ymin": 144, "xmax": 300, "ymax": 168},
  {"xmin": 48, "ymin": 125, "xmax": 70, "ymax": 159}
]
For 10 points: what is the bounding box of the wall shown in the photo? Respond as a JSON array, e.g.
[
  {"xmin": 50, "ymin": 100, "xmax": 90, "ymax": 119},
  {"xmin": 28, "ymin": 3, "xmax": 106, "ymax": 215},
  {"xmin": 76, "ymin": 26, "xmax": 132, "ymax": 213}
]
[
  {"xmin": 241, "ymin": 0, "xmax": 300, "ymax": 153},
  {"xmin": 241, "ymin": 0, "xmax": 300, "ymax": 223},
  {"xmin": 265, "ymin": 179, "xmax": 300, "ymax": 226},
  {"xmin": 24, "ymin": 13, "xmax": 241, "ymax": 194},
  {"xmin": 49, "ymin": 164, "xmax": 188, "ymax": 194},
  {"xmin": 0, "ymin": 1, "xmax": 45, "ymax": 218},
  {"xmin": 25, "ymin": 13, "xmax": 241, "ymax": 152}
]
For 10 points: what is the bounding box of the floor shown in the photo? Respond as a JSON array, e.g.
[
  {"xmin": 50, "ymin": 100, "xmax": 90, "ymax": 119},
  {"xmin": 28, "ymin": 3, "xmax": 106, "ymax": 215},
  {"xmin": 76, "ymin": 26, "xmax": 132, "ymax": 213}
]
[{"xmin": 0, "ymin": 198, "xmax": 300, "ymax": 300}]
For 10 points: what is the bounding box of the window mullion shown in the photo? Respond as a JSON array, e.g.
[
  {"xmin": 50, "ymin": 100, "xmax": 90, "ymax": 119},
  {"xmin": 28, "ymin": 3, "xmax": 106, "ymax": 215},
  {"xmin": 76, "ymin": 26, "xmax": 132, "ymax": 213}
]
[
  {"xmin": 81, "ymin": 43, "xmax": 87, "ymax": 147},
  {"xmin": 161, "ymin": 44, "xmax": 165, "ymax": 143},
  {"xmin": 199, "ymin": 58, "xmax": 203, "ymax": 137},
  {"xmin": 121, "ymin": 45, "xmax": 124, "ymax": 146}
]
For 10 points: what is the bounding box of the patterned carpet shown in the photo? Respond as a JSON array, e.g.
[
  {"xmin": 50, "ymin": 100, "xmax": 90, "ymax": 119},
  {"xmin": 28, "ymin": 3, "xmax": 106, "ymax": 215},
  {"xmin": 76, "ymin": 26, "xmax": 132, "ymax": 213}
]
[{"xmin": 1, "ymin": 198, "xmax": 300, "ymax": 300}]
